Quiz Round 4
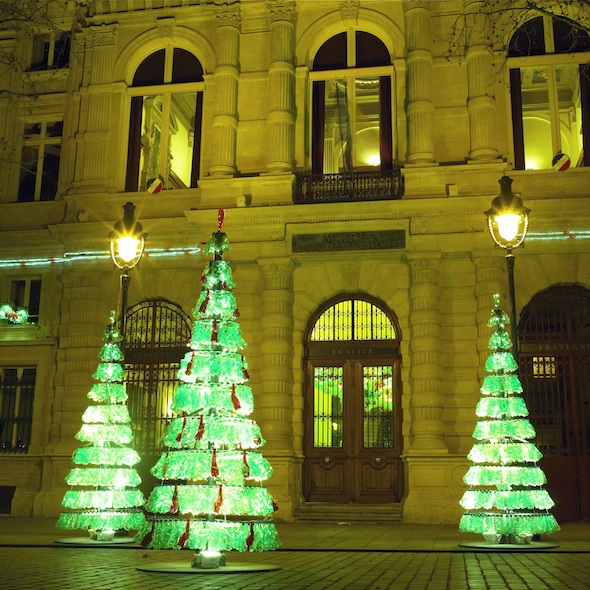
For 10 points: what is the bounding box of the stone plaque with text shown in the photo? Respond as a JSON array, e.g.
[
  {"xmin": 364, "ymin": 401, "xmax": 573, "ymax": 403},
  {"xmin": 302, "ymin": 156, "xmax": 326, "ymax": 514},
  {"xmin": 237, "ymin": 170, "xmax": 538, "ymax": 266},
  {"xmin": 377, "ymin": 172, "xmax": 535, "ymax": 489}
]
[{"xmin": 292, "ymin": 230, "xmax": 405, "ymax": 253}]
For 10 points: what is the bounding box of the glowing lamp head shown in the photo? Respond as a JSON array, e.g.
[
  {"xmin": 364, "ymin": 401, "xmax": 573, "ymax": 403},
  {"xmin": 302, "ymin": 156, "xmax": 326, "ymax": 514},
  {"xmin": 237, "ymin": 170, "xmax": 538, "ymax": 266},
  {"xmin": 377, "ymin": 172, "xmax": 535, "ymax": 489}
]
[
  {"xmin": 109, "ymin": 202, "xmax": 147, "ymax": 270},
  {"xmin": 485, "ymin": 176, "xmax": 530, "ymax": 252}
]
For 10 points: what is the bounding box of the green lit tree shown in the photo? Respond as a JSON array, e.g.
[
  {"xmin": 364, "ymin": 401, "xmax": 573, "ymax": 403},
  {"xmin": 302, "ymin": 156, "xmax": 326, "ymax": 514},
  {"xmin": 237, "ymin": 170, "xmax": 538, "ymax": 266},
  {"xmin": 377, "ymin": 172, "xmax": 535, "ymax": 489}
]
[
  {"xmin": 136, "ymin": 210, "xmax": 280, "ymax": 566},
  {"xmin": 56, "ymin": 312, "xmax": 145, "ymax": 539},
  {"xmin": 459, "ymin": 294, "xmax": 559, "ymax": 543}
]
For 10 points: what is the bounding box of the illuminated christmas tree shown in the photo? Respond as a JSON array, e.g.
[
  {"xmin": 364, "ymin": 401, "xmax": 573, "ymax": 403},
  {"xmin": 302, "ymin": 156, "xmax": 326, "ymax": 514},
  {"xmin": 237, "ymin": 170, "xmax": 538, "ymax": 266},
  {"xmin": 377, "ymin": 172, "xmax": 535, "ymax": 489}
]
[
  {"xmin": 57, "ymin": 312, "xmax": 145, "ymax": 539},
  {"xmin": 136, "ymin": 210, "xmax": 280, "ymax": 567},
  {"xmin": 459, "ymin": 294, "xmax": 559, "ymax": 543}
]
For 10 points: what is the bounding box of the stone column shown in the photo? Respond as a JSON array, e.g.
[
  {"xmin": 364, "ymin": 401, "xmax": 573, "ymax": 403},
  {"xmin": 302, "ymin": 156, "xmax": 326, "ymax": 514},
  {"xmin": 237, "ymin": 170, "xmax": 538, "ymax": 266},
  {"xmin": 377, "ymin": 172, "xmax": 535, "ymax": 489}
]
[
  {"xmin": 403, "ymin": 0, "xmax": 435, "ymax": 164},
  {"xmin": 474, "ymin": 256, "xmax": 505, "ymax": 372},
  {"xmin": 265, "ymin": 1, "xmax": 297, "ymax": 174},
  {"xmin": 408, "ymin": 256, "xmax": 447, "ymax": 452},
  {"xmin": 256, "ymin": 258, "xmax": 296, "ymax": 452},
  {"xmin": 464, "ymin": 0, "xmax": 499, "ymax": 161},
  {"xmin": 209, "ymin": 4, "xmax": 242, "ymax": 177},
  {"xmin": 71, "ymin": 24, "xmax": 118, "ymax": 193}
]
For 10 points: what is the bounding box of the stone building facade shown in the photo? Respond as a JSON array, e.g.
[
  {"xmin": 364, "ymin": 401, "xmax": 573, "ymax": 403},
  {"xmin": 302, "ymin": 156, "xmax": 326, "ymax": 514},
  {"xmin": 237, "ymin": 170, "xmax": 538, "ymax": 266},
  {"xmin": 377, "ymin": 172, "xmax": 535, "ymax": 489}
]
[{"xmin": 0, "ymin": 0, "xmax": 589, "ymax": 524}]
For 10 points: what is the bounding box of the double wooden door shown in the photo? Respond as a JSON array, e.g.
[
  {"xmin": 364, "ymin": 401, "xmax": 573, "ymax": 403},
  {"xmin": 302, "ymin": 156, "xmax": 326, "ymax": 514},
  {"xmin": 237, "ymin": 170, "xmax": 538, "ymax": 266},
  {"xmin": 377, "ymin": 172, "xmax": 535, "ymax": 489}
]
[{"xmin": 303, "ymin": 356, "xmax": 403, "ymax": 504}]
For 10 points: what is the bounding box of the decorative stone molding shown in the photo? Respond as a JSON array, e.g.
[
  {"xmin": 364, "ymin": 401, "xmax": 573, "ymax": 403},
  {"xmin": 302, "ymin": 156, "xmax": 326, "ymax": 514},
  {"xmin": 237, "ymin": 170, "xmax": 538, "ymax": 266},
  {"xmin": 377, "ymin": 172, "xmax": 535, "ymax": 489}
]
[
  {"xmin": 267, "ymin": 0, "xmax": 298, "ymax": 25},
  {"xmin": 340, "ymin": 0, "xmax": 359, "ymax": 22},
  {"xmin": 403, "ymin": 0, "xmax": 431, "ymax": 9},
  {"xmin": 85, "ymin": 24, "xmax": 118, "ymax": 49},
  {"xmin": 214, "ymin": 3, "xmax": 243, "ymax": 29}
]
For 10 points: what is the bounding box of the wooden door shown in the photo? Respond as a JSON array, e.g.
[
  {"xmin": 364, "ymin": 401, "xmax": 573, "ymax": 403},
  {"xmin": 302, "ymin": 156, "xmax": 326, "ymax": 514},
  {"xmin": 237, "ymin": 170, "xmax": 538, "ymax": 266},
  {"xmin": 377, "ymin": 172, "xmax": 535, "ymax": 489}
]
[
  {"xmin": 519, "ymin": 285, "xmax": 590, "ymax": 521},
  {"xmin": 303, "ymin": 357, "xmax": 403, "ymax": 504}
]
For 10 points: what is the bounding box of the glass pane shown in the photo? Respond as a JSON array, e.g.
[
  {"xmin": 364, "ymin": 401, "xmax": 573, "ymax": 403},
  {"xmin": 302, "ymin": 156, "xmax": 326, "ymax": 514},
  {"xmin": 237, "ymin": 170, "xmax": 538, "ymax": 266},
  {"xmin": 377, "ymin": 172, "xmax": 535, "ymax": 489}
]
[
  {"xmin": 322, "ymin": 79, "xmax": 350, "ymax": 174},
  {"xmin": 18, "ymin": 145, "xmax": 39, "ymax": 202},
  {"xmin": 40, "ymin": 145, "xmax": 60, "ymax": 200},
  {"xmin": 311, "ymin": 300, "xmax": 353, "ymax": 342},
  {"xmin": 520, "ymin": 66, "xmax": 552, "ymax": 170},
  {"xmin": 172, "ymin": 48, "xmax": 203, "ymax": 83},
  {"xmin": 28, "ymin": 280, "xmax": 42, "ymax": 324},
  {"xmin": 508, "ymin": 16, "xmax": 545, "ymax": 57},
  {"xmin": 0, "ymin": 369, "xmax": 18, "ymax": 451},
  {"xmin": 53, "ymin": 32, "xmax": 71, "ymax": 69},
  {"xmin": 313, "ymin": 366, "xmax": 343, "ymax": 448},
  {"xmin": 139, "ymin": 95, "xmax": 162, "ymax": 190},
  {"xmin": 363, "ymin": 365, "xmax": 394, "ymax": 448},
  {"xmin": 313, "ymin": 33, "xmax": 347, "ymax": 71},
  {"xmin": 133, "ymin": 50, "xmax": 165, "ymax": 86},
  {"xmin": 23, "ymin": 123, "xmax": 41, "ymax": 139},
  {"xmin": 46, "ymin": 121, "xmax": 63, "ymax": 138},
  {"xmin": 355, "ymin": 77, "xmax": 381, "ymax": 167},
  {"xmin": 553, "ymin": 18, "xmax": 590, "ymax": 53},
  {"xmin": 557, "ymin": 64, "xmax": 583, "ymax": 168},
  {"xmin": 168, "ymin": 93, "xmax": 197, "ymax": 189},
  {"xmin": 356, "ymin": 32, "xmax": 390, "ymax": 67},
  {"xmin": 16, "ymin": 369, "xmax": 35, "ymax": 452}
]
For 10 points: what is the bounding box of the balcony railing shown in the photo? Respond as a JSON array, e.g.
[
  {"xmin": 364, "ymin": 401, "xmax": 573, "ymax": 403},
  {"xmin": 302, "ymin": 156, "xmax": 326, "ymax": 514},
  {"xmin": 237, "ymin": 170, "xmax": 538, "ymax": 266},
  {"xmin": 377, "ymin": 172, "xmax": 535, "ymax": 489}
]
[{"xmin": 293, "ymin": 169, "xmax": 404, "ymax": 204}]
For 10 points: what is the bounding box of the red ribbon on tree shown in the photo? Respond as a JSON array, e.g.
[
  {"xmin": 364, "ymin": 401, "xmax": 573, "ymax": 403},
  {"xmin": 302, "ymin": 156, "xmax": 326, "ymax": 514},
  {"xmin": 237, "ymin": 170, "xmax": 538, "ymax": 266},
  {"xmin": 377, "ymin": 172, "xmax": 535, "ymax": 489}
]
[
  {"xmin": 217, "ymin": 209, "xmax": 226, "ymax": 231},
  {"xmin": 272, "ymin": 500, "xmax": 279, "ymax": 512},
  {"xmin": 233, "ymin": 308, "xmax": 240, "ymax": 318},
  {"xmin": 170, "ymin": 484, "xmax": 179, "ymax": 514},
  {"xmin": 178, "ymin": 520, "xmax": 191, "ymax": 547},
  {"xmin": 141, "ymin": 521, "xmax": 155, "ymax": 547},
  {"xmin": 185, "ymin": 353, "xmax": 194, "ymax": 376},
  {"xmin": 211, "ymin": 319, "xmax": 218, "ymax": 343},
  {"xmin": 242, "ymin": 450, "xmax": 250, "ymax": 478},
  {"xmin": 242, "ymin": 365, "xmax": 250, "ymax": 380},
  {"xmin": 176, "ymin": 416, "xmax": 187, "ymax": 442},
  {"xmin": 211, "ymin": 449, "xmax": 219, "ymax": 477},
  {"xmin": 245, "ymin": 522, "xmax": 255, "ymax": 550},
  {"xmin": 213, "ymin": 485, "xmax": 223, "ymax": 514},
  {"xmin": 231, "ymin": 383, "xmax": 241, "ymax": 410},
  {"xmin": 195, "ymin": 414, "xmax": 205, "ymax": 441},
  {"xmin": 199, "ymin": 291, "xmax": 211, "ymax": 314}
]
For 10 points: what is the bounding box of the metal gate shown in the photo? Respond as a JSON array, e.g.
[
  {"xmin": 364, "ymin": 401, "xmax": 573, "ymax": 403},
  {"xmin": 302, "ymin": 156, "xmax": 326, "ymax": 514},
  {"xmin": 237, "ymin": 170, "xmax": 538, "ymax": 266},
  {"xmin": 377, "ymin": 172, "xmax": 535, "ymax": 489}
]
[
  {"xmin": 303, "ymin": 295, "xmax": 403, "ymax": 504},
  {"xmin": 124, "ymin": 298, "xmax": 191, "ymax": 489},
  {"xmin": 519, "ymin": 285, "xmax": 590, "ymax": 521}
]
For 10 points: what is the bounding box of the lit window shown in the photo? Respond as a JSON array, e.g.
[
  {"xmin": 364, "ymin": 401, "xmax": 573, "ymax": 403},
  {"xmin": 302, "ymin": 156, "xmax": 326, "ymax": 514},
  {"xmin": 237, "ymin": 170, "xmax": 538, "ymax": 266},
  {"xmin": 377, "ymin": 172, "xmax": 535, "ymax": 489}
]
[
  {"xmin": 126, "ymin": 48, "xmax": 204, "ymax": 191},
  {"xmin": 10, "ymin": 279, "xmax": 41, "ymax": 325},
  {"xmin": 30, "ymin": 31, "xmax": 71, "ymax": 70},
  {"xmin": 508, "ymin": 16, "xmax": 590, "ymax": 170},
  {"xmin": 0, "ymin": 368, "xmax": 36, "ymax": 453},
  {"xmin": 532, "ymin": 356, "xmax": 556, "ymax": 379},
  {"xmin": 310, "ymin": 31, "xmax": 394, "ymax": 174},
  {"xmin": 17, "ymin": 121, "xmax": 62, "ymax": 202}
]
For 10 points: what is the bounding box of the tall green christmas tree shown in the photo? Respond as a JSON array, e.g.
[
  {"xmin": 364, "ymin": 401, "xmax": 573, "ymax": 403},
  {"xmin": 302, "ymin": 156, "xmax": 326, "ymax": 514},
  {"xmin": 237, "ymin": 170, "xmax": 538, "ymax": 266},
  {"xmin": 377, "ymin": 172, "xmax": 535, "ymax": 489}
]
[
  {"xmin": 57, "ymin": 312, "xmax": 145, "ymax": 539},
  {"xmin": 136, "ymin": 210, "xmax": 280, "ymax": 565},
  {"xmin": 459, "ymin": 294, "xmax": 559, "ymax": 543}
]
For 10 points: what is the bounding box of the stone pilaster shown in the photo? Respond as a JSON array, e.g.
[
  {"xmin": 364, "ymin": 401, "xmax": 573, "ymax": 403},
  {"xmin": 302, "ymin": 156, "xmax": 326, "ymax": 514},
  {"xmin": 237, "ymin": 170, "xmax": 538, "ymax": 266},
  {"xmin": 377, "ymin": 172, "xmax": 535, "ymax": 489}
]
[
  {"xmin": 265, "ymin": 1, "xmax": 297, "ymax": 174},
  {"xmin": 408, "ymin": 256, "xmax": 447, "ymax": 452},
  {"xmin": 71, "ymin": 24, "xmax": 118, "ymax": 193},
  {"xmin": 256, "ymin": 258, "xmax": 296, "ymax": 452},
  {"xmin": 474, "ymin": 256, "xmax": 505, "ymax": 373},
  {"xmin": 464, "ymin": 0, "xmax": 499, "ymax": 161},
  {"xmin": 403, "ymin": 0, "xmax": 435, "ymax": 164},
  {"xmin": 209, "ymin": 4, "xmax": 242, "ymax": 177}
]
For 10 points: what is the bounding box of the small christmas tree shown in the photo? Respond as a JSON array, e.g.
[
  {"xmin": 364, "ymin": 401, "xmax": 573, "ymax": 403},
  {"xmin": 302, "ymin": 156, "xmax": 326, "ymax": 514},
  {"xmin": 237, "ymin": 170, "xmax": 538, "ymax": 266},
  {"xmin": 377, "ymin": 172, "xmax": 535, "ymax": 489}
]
[
  {"xmin": 57, "ymin": 312, "xmax": 145, "ymax": 540},
  {"xmin": 459, "ymin": 294, "xmax": 559, "ymax": 543},
  {"xmin": 136, "ymin": 210, "xmax": 280, "ymax": 567}
]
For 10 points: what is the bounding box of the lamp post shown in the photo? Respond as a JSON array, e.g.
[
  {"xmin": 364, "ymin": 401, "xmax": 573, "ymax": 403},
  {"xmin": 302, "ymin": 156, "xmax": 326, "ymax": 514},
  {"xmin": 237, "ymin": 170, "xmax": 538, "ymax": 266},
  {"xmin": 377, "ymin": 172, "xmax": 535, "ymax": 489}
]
[
  {"xmin": 109, "ymin": 202, "xmax": 147, "ymax": 355},
  {"xmin": 485, "ymin": 176, "xmax": 530, "ymax": 364}
]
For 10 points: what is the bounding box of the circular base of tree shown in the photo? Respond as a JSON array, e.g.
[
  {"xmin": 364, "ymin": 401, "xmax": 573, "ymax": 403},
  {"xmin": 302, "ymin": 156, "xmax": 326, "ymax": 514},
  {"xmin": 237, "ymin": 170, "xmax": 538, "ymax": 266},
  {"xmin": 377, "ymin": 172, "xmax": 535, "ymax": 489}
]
[
  {"xmin": 55, "ymin": 537, "xmax": 136, "ymax": 546},
  {"xmin": 459, "ymin": 542, "xmax": 558, "ymax": 551},
  {"xmin": 137, "ymin": 562, "xmax": 281, "ymax": 574}
]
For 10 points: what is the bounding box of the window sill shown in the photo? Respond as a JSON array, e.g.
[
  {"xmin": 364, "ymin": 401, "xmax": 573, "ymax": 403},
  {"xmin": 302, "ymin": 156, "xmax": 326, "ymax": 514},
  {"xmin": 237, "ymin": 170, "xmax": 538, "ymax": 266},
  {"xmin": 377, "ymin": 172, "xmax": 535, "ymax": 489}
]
[{"xmin": 0, "ymin": 325, "xmax": 39, "ymax": 341}]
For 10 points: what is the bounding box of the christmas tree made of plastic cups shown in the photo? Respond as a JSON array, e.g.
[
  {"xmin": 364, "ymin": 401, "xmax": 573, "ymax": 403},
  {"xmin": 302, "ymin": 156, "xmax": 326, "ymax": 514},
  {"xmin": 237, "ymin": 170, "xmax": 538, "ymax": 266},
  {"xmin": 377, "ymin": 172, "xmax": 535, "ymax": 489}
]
[
  {"xmin": 57, "ymin": 312, "xmax": 145, "ymax": 540},
  {"xmin": 137, "ymin": 210, "xmax": 280, "ymax": 567},
  {"xmin": 459, "ymin": 294, "xmax": 559, "ymax": 544}
]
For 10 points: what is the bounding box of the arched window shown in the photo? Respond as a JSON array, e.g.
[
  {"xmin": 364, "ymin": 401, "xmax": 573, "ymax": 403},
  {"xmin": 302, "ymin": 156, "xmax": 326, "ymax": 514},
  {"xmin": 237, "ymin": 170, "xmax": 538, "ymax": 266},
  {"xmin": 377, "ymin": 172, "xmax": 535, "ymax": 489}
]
[
  {"xmin": 303, "ymin": 294, "xmax": 403, "ymax": 505},
  {"xmin": 508, "ymin": 16, "xmax": 590, "ymax": 170},
  {"xmin": 310, "ymin": 31, "xmax": 393, "ymax": 175},
  {"xmin": 126, "ymin": 48, "xmax": 204, "ymax": 191}
]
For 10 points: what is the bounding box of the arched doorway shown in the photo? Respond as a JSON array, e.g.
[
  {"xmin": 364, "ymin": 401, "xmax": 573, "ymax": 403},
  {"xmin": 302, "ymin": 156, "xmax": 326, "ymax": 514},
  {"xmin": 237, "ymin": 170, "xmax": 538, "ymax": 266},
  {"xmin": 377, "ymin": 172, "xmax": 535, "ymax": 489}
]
[
  {"xmin": 123, "ymin": 298, "xmax": 191, "ymax": 492},
  {"xmin": 303, "ymin": 294, "xmax": 403, "ymax": 504},
  {"xmin": 519, "ymin": 285, "xmax": 590, "ymax": 521}
]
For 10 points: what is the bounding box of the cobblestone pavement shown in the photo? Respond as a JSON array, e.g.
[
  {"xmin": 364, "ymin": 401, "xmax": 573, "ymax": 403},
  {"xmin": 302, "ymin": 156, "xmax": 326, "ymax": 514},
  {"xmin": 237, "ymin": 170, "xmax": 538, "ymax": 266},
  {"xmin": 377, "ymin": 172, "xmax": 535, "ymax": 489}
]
[
  {"xmin": 2, "ymin": 546, "xmax": 590, "ymax": 590},
  {"xmin": 1, "ymin": 519, "xmax": 589, "ymax": 590}
]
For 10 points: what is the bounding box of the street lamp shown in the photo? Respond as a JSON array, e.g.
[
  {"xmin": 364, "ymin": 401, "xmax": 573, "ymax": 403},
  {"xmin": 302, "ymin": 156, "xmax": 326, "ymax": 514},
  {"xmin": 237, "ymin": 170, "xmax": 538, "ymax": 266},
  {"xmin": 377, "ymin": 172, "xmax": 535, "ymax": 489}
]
[
  {"xmin": 109, "ymin": 201, "xmax": 147, "ymax": 354},
  {"xmin": 485, "ymin": 176, "xmax": 530, "ymax": 364}
]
